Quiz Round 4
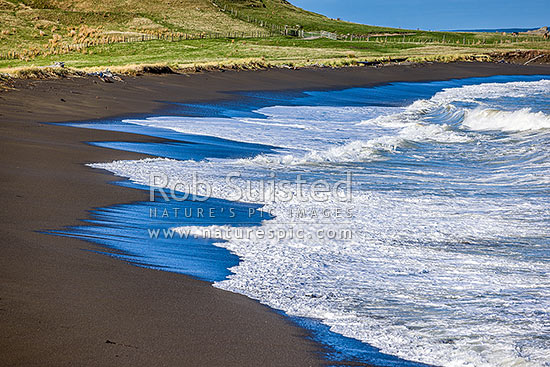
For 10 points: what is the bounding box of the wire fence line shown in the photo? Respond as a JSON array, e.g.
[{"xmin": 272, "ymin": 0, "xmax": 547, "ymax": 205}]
[
  {"xmin": 211, "ymin": 0, "xmax": 288, "ymax": 36},
  {"xmin": 1, "ymin": 31, "xmax": 547, "ymax": 61},
  {"xmin": 0, "ymin": 30, "xmax": 272, "ymax": 61}
]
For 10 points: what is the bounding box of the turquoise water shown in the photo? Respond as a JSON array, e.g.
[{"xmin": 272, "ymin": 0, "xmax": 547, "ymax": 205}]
[{"xmin": 52, "ymin": 75, "xmax": 550, "ymax": 366}]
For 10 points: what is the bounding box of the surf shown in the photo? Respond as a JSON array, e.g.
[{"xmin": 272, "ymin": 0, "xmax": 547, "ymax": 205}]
[{"xmin": 58, "ymin": 75, "xmax": 550, "ymax": 367}]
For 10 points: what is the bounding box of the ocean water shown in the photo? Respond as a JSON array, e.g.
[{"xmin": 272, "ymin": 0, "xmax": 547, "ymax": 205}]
[{"xmin": 54, "ymin": 75, "xmax": 550, "ymax": 366}]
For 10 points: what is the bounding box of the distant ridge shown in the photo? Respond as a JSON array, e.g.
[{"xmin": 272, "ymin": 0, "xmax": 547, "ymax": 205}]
[{"xmin": 446, "ymin": 27, "xmax": 543, "ymax": 33}]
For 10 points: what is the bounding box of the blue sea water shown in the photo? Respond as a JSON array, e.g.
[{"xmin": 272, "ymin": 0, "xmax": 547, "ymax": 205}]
[{"xmin": 52, "ymin": 75, "xmax": 550, "ymax": 366}]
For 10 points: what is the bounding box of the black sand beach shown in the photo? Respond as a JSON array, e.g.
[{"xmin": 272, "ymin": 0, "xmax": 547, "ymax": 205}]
[{"xmin": 2, "ymin": 62, "xmax": 550, "ymax": 366}]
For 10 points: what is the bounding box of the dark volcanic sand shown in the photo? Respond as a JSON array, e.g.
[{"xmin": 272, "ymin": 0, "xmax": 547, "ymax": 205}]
[{"xmin": 1, "ymin": 62, "xmax": 550, "ymax": 366}]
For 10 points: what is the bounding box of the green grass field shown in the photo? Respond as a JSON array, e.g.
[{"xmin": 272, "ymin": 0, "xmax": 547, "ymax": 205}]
[{"xmin": 0, "ymin": 0, "xmax": 548, "ymax": 74}]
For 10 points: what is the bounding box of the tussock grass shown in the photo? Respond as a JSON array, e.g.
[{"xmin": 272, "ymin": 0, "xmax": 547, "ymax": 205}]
[
  {"xmin": 0, "ymin": 65, "xmax": 85, "ymax": 78},
  {"xmin": 85, "ymin": 58, "xmax": 275, "ymax": 75},
  {"xmin": 0, "ymin": 53, "xmax": 500, "ymax": 84},
  {"xmin": 407, "ymin": 54, "xmax": 492, "ymax": 63}
]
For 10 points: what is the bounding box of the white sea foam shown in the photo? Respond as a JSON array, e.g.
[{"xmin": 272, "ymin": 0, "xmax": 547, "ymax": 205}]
[
  {"xmin": 122, "ymin": 105, "xmax": 398, "ymax": 151},
  {"xmin": 239, "ymin": 122, "xmax": 471, "ymax": 166},
  {"xmin": 90, "ymin": 152, "xmax": 550, "ymax": 367},
  {"xmin": 90, "ymin": 77, "xmax": 550, "ymax": 366},
  {"xmin": 359, "ymin": 78, "xmax": 550, "ymax": 133},
  {"xmin": 463, "ymin": 108, "xmax": 550, "ymax": 131},
  {"xmin": 431, "ymin": 79, "xmax": 550, "ymax": 103}
]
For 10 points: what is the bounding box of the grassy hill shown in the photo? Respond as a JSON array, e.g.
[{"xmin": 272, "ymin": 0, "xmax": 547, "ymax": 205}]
[
  {"xmin": 0, "ymin": 0, "xmax": 264, "ymax": 54},
  {"xmin": 212, "ymin": 0, "xmax": 409, "ymax": 34},
  {"xmin": 0, "ymin": 0, "xmax": 414, "ymax": 55},
  {"xmin": 0, "ymin": 0, "xmax": 548, "ymax": 73}
]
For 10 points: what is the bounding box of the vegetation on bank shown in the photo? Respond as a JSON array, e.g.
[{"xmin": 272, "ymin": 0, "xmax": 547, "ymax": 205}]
[{"xmin": 0, "ymin": 0, "xmax": 548, "ymax": 75}]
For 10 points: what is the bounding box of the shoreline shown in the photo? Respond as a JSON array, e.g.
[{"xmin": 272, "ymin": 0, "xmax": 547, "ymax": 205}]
[
  {"xmin": 2, "ymin": 62, "xmax": 550, "ymax": 366},
  {"xmin": 4, "ymin": 62, "xmax": 550, "ymax": 123}
]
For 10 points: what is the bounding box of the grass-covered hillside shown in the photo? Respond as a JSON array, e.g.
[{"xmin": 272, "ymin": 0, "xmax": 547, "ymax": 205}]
[
  {"xmin": 0, "ymin": 0, "xmax": 413, "ymax": 57},
  {"xmin": 212, "ymin": 0, "xmax": 409, "ymax": 34},
  {"xmin": 0, "ymin": 0, "xmax": 262, "ymax": 54},
  {"xmin": 0, "ymin": 0, "xmax": 548, "ymax": 73}
]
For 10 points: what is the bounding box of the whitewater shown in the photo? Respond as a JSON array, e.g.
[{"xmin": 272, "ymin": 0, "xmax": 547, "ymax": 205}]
[{"xmin": 71, "ymin": 75, "xmax": 550, "ymax": 366}]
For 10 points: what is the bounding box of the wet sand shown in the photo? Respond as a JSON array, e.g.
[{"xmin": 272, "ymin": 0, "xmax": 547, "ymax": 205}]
[{"xmin": 1, "ymin": 62, "xmax": 550, "ymax": 366}]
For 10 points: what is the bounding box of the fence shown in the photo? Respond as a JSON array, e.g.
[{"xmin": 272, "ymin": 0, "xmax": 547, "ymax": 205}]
[
  {"xmin": 300, "ymin": 30, "xmax": 338, "ymax": 40},
  {"xmin": 0, "ymin": 30, "xmax": 272, "ymax": 61},
  {"xmin": 343, "ymin": 33, "xmax": 549, "ymax": 45},
  {"xmin": 211, "ymin": 0, "xmax": 287, "ymax": 36}
]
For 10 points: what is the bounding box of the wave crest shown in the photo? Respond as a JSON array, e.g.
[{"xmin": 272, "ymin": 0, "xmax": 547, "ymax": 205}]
[
  {"xmin": 463, "ymin": 108, "xmax": 550, "ymax": 132},
  {"xmin": 240, "ymin": 123, "xmax": 470, "ymax": 166}
]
